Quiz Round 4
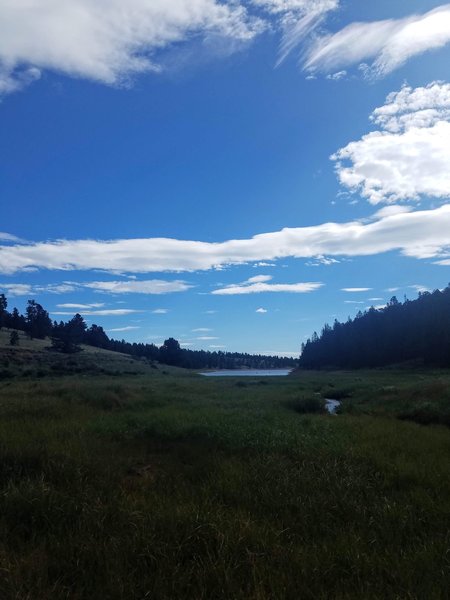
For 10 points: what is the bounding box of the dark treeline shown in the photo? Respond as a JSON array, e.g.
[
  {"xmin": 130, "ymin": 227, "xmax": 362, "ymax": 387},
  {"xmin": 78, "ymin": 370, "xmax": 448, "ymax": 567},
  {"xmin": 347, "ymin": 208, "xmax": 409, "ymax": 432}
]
[
  {"xmin": 0, "ymin": 294, "xmax": 297, "ymax": 369},
  {"xmin": 299, "ymin": 285, "xmax": 450, "ymax": 369}
]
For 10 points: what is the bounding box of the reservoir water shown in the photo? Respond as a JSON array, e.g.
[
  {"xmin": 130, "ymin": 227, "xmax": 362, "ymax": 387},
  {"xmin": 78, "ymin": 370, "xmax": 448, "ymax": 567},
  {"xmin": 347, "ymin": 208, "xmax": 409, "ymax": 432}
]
[{"xmin": 200, "ymin": 369, "xmax": 292, "ymax": 377}]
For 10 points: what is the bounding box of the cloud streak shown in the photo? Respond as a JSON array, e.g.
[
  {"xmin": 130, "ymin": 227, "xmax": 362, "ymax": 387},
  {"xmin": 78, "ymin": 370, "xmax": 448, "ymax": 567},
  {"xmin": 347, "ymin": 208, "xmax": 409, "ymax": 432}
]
[
  {"xmin": 52, "ymin": 309, "xmax": 141, "ymax": 316},
  {"xmin": 213, "ymin": 276, "xmax": 323, "ymax": 294},
  {"xmin": 84, "ymin": 279, "xmax": 192, "ymax": 294},
  {"xmin": 304, "ymin": 4, "xmax": 450, "ymax": 76},
  {"xmin": 3, "ymin": 204, "xmax": 450, "ymax": 275}
]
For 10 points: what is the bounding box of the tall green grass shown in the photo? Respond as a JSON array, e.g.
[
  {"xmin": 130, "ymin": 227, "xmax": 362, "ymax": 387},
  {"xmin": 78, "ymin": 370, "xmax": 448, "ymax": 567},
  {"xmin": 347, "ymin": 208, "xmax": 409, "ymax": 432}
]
[{"xmin": 0, "ymin": 370, "xmax": 449, "ymax": 598}]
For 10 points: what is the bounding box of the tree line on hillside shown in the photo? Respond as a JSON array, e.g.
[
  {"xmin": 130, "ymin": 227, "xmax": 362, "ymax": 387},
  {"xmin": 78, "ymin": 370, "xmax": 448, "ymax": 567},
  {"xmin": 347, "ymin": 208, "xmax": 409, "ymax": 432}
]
[
  {"xmin": 0, "ymin": 294, "xmax": 297, "ymax": 369},
  {"xmin": 299, "ymin": 285, "xmax": 450, "ymax": 369}
]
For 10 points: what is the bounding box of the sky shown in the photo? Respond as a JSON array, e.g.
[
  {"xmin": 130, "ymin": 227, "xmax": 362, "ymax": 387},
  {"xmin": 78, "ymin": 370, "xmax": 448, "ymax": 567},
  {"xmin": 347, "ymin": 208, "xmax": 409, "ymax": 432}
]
[{"xmin": 2, "ymin": 0, "xmax": 450, "ymax": 357}]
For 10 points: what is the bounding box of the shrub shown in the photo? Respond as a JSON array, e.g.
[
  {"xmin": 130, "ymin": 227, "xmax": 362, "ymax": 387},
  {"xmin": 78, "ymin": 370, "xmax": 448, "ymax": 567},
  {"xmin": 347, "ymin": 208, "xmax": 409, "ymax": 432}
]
[
  {"xmin": 398, "ymin": 403, "xmax": 450, "ymax": 427},
  {"xmin": 9, "ymin": 331, "xmax": 19, "ymax": 346},
  {"xmin": 286, "ymin": 396, "xmax": 326, "ymax": 414}
]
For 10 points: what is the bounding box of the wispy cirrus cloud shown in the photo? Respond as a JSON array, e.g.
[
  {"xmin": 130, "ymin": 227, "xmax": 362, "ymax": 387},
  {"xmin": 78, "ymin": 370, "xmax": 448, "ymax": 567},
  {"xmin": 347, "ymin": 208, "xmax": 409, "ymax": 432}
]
[
  {"xmin": 252, "ymin": 0, "xmax": 337, "ymax": 14},
  {"xmin": 271, "ymin": 0, "xmax": 340, "ymax": 65},
  {"xmin": 332, "ymin": 82, "xmax": 450, "ymax": 204},
  {"xmin": 0, "ymin": 0, "xmax": 342, "ymax": 102},
  {"xmin": 304, "ymin": 4, "xmax": 450, "ymax": 77},
  {"xmin": 3, "ymin": 204, "xmax": 450, "ymax": 276},
  {"xmin": 341, "ymin": 287, "xmax": 371, "ymax": 292},
  {"xmin": 0, "ymin": 0, "xmax": 347, "ymax": 99}
]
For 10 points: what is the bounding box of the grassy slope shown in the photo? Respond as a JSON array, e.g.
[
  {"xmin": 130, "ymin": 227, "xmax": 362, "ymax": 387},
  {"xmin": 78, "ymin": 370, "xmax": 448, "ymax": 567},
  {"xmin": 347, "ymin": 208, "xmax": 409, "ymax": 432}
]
[
  {"xmin": 0, "ymin": 328, "xmax": 185, "ymax": 379},
  {"xmin": 0, "ymin": 336, "xmax": 449, "ymax": 599}
]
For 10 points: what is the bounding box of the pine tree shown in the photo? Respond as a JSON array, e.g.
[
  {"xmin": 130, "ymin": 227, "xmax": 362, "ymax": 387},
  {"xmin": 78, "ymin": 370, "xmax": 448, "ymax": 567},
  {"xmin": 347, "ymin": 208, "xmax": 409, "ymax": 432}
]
[{"xmin": 9, "ymin": 330, "xmax": 19, "ymax": 346}]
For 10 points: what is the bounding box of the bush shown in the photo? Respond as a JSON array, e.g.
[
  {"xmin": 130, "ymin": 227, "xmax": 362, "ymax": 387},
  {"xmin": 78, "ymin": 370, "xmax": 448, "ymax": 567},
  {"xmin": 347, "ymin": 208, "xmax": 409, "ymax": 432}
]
[
  {"xmin": 398, "ymin": 403, "xmax": 450, "ymax": 427},
  {"xmin": 286, "ymin": 396, "xmax": 326, "ymax": 414},
  {"xmin": 0, "ymin": 369, "xmax": 14, "ymax": 380},
  {"xmin": 322, "ymin": 387, "xmax": 352, "ymax": 400},
  {"xmin": 9, "ymin": 331, "xmax": 19, "ymax": 346}
]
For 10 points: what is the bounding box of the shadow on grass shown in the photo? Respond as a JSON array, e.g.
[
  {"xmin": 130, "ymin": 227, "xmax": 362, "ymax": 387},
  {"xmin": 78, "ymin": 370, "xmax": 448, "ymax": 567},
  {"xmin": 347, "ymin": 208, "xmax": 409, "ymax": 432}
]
[{"xmin": 283, "ymin": 397, "xmax": 326, "ymax": 414}]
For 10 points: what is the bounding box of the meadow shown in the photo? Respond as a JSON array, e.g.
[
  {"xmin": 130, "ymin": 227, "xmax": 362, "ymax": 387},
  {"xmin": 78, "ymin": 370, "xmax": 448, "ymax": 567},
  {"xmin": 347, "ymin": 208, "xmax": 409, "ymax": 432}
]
[{"xmin": 0, "ymin": 334, "xmax": 449, "ymax": 599}]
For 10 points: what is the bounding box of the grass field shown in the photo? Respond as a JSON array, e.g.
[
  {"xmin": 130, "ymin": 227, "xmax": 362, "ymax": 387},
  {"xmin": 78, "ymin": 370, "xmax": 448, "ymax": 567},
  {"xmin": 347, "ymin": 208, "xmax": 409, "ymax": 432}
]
[{"xmin": 0, "ymin": 336, "xmax": 449, "ymax": 599}]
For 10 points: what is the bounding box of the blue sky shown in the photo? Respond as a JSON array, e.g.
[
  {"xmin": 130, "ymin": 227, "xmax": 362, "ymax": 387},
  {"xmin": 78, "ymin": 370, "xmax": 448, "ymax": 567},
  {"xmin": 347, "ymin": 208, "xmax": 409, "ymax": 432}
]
[{"xmin": 2, "ymin": 0, "xmax": 450, "ymax": 356}]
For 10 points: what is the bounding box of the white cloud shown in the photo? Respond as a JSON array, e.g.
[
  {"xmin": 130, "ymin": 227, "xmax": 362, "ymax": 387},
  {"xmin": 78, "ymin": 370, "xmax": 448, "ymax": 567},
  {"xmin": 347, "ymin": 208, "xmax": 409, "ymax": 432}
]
[
  {"xmin": 0, "ymin": 282, "xmax": 77, "ymax": 296},
  {"xmin": 40, "ymin": 283, "xmax": 78, "ymax": 294},
  {"xmin": 332, "ymin": 82, "xmax": 450, "ymax": 204},
  {"xmin": 0, "ymin": 0, "xmax": 264, "ymax": 97},
  {"xmin": 192, "ymin": 327, "xmax": 212, "ymax": 332},
  {"xmin": 305, "ymin": 255, "xmax": 340, "ymax": 266},
  {"xmin": 409, "ymin": 284, "xmax": 431, "ymax": 294},
  {"xmin": 371, "ymin": 82, "xmax": 450, "ymax": 133},
  {"xmin": 209, "ymin": 344, "xmax": 226, "ymax": 348},
  {"xmin": 247, "ymin": 274, "xmax": 273, "ymax": 283},
  {"xmin": 326, "ymin": 70, "xmax": 346, "ymax": 81},
  {"xmin": 251, "ymin": 0, "xmax": 337, "ymax": 14},
  {"xmin": 84, "ymin": 279, "xmax": 192, "ymax": 294},
  {"xmin": 196, "ymin": 335, "xmax": 219, "ymax": 340},
  {"xmin": 107, "ymin": 326, "xmax": 141, "ymax": 332},
  {"xmin": 366, "ymin": 304, "xmax": 387, "ymax": 311},
  {"xmin": 0, "ymin": 283, "xmax": 33, "ymax": 297},
  {"xmin": 304, "ymin": 4, "xmax": 450, "ymax": 77},
  {"xmin": 52, "ymin": 309, "xmax": 141, "ymax": 316},
  {"xmin": 3, "ymin": 204, "xmax": 450, "ymax": 275},
  {"xmin": 370, "ymin": 206, "xmax": 412, "ymax": 219},
  {"xmin": 56, "ymin": 303, "xmax": 105, "ymax": 309},
  {"xmin": 341, "ymin": 287, "xmax": 371, "ymax": 292},
  {"xmin": 344, "ymin": 300, "xmax": 365, "ymax": 304},
  {"xmin": 0, "ymin": 278, "xmax": 190, "ymax": 299},
  {"xmin": 152, "ymin": 308, "xmax": 169, "ymax": 314},
  {"xmin": 213, "ymin": 279, "xmax": 323, "ymax": 294},
  {"xmin": 256, "ymin": 307, "xmax": 268, "ymax": 313},
  {"xmin": 274, "ymin": 0, "xmax": 339, "ymax": 66},
  {"xmin": 0, "ymin": 232, "xmax": 25, "ymax": 243}
]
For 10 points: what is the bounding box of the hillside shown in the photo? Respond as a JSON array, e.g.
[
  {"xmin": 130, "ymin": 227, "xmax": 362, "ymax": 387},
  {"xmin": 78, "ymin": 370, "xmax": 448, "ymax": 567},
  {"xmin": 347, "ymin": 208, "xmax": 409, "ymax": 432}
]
[
  {"xmin": 299, "ymin": 286, "xmax": 450, "ymax": 369},
  {"xmin": 0, "ymin": 329, "xmax": 186, "ymax": 380}
]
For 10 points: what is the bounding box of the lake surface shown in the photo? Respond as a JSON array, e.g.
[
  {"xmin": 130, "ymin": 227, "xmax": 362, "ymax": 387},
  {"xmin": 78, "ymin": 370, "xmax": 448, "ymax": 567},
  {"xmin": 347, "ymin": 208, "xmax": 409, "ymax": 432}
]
[{"xmin": 201, "ymin": 369, "xmax": 293, "ymax": 377}]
